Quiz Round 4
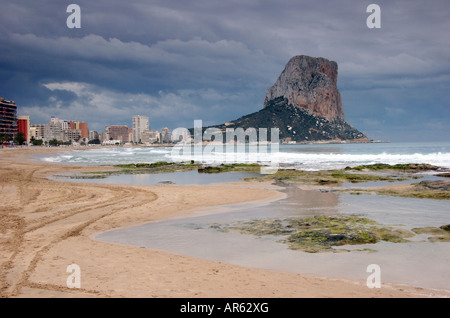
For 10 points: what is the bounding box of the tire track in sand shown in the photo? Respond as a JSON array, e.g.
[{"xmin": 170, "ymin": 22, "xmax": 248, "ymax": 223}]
[{"xmin": 0, "ymin": 160, "xmax": 158, "ymax": 297}]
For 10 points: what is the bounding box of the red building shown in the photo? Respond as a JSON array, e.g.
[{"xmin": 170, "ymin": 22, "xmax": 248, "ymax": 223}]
[
  {"xmin": 17, "ymin": 115, "xmax": 30, "ymax": 144},
  {"xmin": 69, "ymin": 121, "xmax": 89, "ymax": 139},
  {"xmin": 79, "ymin": 122, "xmax": 88, "ymax": 139}
]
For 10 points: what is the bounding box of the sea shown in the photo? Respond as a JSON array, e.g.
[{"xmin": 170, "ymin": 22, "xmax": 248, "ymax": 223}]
[{"xmin": 39, "ymin": 141, "xmax": 450, "ymax": 171}]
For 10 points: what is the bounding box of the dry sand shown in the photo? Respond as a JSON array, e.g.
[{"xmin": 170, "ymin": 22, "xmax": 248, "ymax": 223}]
[{"xmin": 1, "ymin": 146, "xmax": 449, "ymax": 298}]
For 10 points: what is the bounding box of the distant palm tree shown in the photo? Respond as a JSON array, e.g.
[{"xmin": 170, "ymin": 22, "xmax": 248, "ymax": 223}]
[{"xmin": 14, "ymin": 132, "xmax": 26, "ymax": 145}]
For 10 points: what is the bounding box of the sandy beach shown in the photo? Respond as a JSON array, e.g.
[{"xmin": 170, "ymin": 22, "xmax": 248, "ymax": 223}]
[{"xmin": 1, "ymin": 146, "xmax": 449, "ymax": 298}]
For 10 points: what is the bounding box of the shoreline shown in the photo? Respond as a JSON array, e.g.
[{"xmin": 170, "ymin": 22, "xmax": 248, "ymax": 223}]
[
  {"xmin": 1, "ymin": 147, "xmax": 449, "ymax": 298},
  {"xmin": 1, "ymin": 135, "xmax": 385, "ymax": 154}
]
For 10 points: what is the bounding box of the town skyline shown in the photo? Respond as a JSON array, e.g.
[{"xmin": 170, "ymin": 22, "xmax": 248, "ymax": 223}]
[{"xmin": 1, "ymin": 96, "xmax": 175, "ymax": 146}]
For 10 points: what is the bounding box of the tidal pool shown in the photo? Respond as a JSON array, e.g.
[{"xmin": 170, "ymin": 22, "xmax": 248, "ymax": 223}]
[
  {"xmin": 50, "ymin": 169, "xmax": 260, "ymax": 186},
  {"xmin": 96, "ymin": 185, "xmax": 450, "ymax": 292}
]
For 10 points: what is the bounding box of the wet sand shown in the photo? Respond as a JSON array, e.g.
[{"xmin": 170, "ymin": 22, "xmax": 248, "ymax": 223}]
[{"xmin": 1, "ymin": 146, "xmax": 449, "ymax": 298}]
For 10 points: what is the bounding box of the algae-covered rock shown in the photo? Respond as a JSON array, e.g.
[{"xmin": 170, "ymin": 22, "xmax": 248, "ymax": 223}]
[
  {"xmin": 158, "ymin": 180, "xmax": 175, "ymax": 184},
  {"xmin": 411, "ymin": 226, "xmax": 450, "ymax": 242},
  {"xmin": 416, "ymin": 180, "xmax": 450, "ymax": 191},
  {"xmin": 347, "ymin": 163, "xmax": 440, "ymax": 172},
  {"xmin": 213, "ymin": 215, "xmax": 415, "ymax": 253}
]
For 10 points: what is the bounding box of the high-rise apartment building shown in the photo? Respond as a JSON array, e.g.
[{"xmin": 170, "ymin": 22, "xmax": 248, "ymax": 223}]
[
  {"xmin": 69, "ymin": 121, "xmax": 89, "ymax": 139},
  {"xmin": 30, "ymin": 124, "xmax": 45, "ymax": 140},
  {"xmin": 44, "ymin": 116, "xmax": 68, "ymax": 141},
  {"xmin": 50, "ymin": 116, "xmax": 69, "ymax": 130},
  {"xmin": 0, "ymin": 97, "xmax": 18, "ymax": 140},
  {"xmin": 63, "ymin": 129, "xmax": 81, "ymax": 142},
  {"xmin": 44, "ymin": 122, "xmax": 63, "ymax": 141},
  {"xmin": 132, "ymin": 115, "xmax": 149, "ymax": 143},
  {"xmin": 17, "ymin": 115, "xmax": 30, "ymax": 144}
]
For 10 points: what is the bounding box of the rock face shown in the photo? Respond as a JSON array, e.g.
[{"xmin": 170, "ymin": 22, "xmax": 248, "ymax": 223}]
[
  {"xmin": 214, "ymin": 97, "xmax": 367, "ymax": 142},
  {"xmin": 263, "ymin": 55, "xmax": 344, "ymax": 121},
  {"xmin": 202, "ymin": 55, "xmax": 369, "ymax": 143}
]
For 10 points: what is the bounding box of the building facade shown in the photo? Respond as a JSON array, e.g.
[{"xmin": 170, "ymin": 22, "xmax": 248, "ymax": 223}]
[
  {"xmin": 132, "ymin": 115, "xmax": 149, "ymax": 143},
  {"xmin": 44, "ymin": 117, "xmax": 68, "ymax": 141},
  {"xmin": 160, "ymin": 127, "xmax": 172, "ymax": 144},
  {"xmin": 69, "ymin": 121, "xmax": 89, "ymax": 139},
  {"xmin": 105, "ymin": 125, "xmax": 130, "ymax": 143},
  {"xmin": 30, "ymin": 124, "xmax": 45, "ymax": 140},
  {"xmin": 17, "ymin": 115, "xmax": 30, "ymax": 144},
  {"xmin": 141, "ymin": 129, "xmax": 160, "ymax": 144},
  {"xmin": 89, "ymin": 130, "xmax": 99, "ymax": 141},
  {"xmin": 63, "ymin": 129, "xmax": 82, "ymax": 142},
  {"xmin": 0, "ymin": 97, "xmax": 18, "ymax": 140},
  {"xmin": 43, "ymin": 117, "xmax": 90, "ymax": 142}
]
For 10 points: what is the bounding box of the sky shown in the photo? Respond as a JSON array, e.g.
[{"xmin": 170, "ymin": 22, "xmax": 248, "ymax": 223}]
[{"xmin": 0, "ymin": 0, "xmax": 449, "ymax": 142}]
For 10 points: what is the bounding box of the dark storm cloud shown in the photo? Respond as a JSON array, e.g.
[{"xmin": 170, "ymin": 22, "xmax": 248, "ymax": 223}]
[{"xmin": 0, "ymin": 0, "xmax": 449, "ymax": 141}]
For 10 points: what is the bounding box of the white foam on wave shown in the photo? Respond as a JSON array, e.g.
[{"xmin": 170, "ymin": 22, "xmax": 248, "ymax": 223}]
[
  {"xmin": 170, "ymin": 148, "xmax": 450, "ymax": 170},
  {"xmin": 38, "ymin": 146, "xmax": 450, "ymax": 170},
  {"xmin": 275, "ymin": 152, "xmax": 450, "ymax": 170},
  {"xmin": 41, "ymin": 155, "xmax": 74, "ymax": 163}
]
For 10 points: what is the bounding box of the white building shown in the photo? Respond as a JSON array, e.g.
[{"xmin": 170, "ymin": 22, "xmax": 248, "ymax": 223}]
[
  {"xmin": 30, "ymin": 124, "xmax": 45, "ymax": 140},
  {"xmin": 89, "ymin": 130, "xmax": 99, "ymax": 140},
  {"xmin": 141, "ymin": 129, "xmax": 160, "ymax": 144},
  {"xmin": 160, "ymin": 127, "xmax": 172, "ymax": 144},
  {"xmin": 44, "ymin": 117, "xmax": 70, "ymax": 141},
  {"xmin": 132, "ymin": 115, "xmax": 149, "ymax": 143}
]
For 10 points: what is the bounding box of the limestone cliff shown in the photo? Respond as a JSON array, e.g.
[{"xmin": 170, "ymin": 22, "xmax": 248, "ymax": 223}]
[
  {"xmin": 263, "ymin": 55, "xmax": 344, "ymax": 121},
  {"xmin": 201, "ymin": 55, "xmax": 369, "ymax": 143}
]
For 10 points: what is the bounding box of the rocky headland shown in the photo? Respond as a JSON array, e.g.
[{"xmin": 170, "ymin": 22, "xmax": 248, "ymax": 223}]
[{"xmin": 207, "ymin": 55, "xmax": 369, "ymax": 143}]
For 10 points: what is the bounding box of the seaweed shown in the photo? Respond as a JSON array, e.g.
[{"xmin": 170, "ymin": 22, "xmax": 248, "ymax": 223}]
[
  {"xmin": 345, "ymin": 163, "xmax": 440, "ymax": 172},
  {"xmin": 411, "ymin": 226, "xmax": 450, "ymax": 242},
  {"xmin": 197, "ymin": 163, "xmax": 261, "ymax": 174},
  {"xmin": 213, "ymin": 215, "xmax": 415, "ymax": 253}
]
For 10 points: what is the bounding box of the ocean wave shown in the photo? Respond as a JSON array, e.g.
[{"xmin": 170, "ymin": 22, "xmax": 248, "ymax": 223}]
[
  {"xmin": 37, "ymin": 146, "xmax": 450, "ymax": 170},
  {"xmin": 168, "ymin": 149, "xmax": 450, "ymax": 170}
]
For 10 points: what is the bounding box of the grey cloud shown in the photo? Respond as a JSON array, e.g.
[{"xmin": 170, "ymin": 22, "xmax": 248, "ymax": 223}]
[{"xmin": 2, "ymin": 0, "xmax": 450, "ymax": 141}]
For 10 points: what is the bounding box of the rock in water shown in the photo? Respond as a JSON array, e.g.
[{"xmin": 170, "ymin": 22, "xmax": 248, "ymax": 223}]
[
  {"xmin": 263, "ymin": 55, "xmax": 344, "ymax": 121},
  {"xmin": 203, "ymin": 55, "xmax": 369, "ymax": 143}
]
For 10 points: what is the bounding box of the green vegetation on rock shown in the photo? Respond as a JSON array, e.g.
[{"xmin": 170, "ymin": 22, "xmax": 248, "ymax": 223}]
[
  {"xmin": 198, "ymin": 163, "xmax": 261, "ymax": 174},
  {"xmin": 330, "ymin": 172, "xmax": 395, "ymax": 183},
  {"xmin": 212, "ymin": 215, "xmax": 415, "ymax": 253},
  {"xmin": 411, "ymin": 226, "xmax": 450, "ymax": 242},
  {"xmin": 345, "ymin": 163, "xmax": 440, "ymax": 172},
  {"xmin": 67, "ymin": 171, "xmax": 110, "ymax": 179},
  {"xmin": 244, "ymin": 168, "xmax": 405, "ymax": 185},
  {"xmin": 376, "ymin": 189, "xmax": 450, "ymax": 200},
  {"xmin": 64, "ymin": 161, "xmax": 262, "ymax": 180}
]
